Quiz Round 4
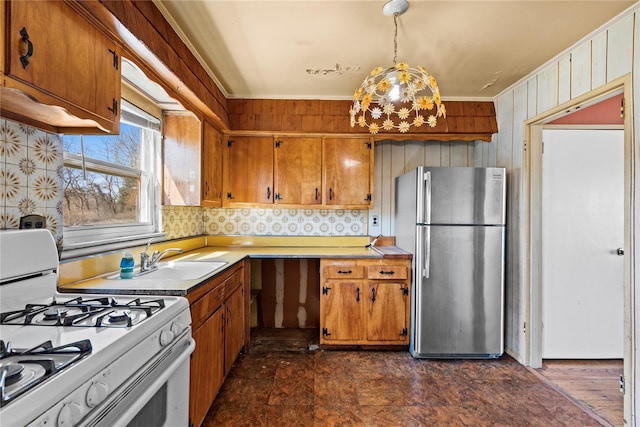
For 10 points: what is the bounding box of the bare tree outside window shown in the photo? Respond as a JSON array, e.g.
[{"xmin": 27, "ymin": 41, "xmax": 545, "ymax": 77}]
[{"xmin": 63, "ymin": 123, "xmax": 144, "ymax": 227}]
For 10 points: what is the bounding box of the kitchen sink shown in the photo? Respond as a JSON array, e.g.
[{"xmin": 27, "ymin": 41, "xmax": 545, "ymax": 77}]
[{"xmin": 107, "ymin": 261, "xmax": 227, "ymax": 281}]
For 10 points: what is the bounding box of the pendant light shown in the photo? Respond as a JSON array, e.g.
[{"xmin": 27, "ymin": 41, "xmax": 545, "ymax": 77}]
[{"xmin": 350, "ymin": 0, "xmax": 446, "ymax": 134}]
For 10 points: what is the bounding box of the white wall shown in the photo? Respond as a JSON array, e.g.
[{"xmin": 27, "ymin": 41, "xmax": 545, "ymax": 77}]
[{"xmin": 493, "ymin": 3, "xmax": 638, "ymax": 423}]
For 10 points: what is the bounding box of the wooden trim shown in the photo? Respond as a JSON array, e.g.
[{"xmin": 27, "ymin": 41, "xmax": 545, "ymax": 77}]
[{"xmin": 228, "ymin": 99, "xmax": 497, "ymax": 141}]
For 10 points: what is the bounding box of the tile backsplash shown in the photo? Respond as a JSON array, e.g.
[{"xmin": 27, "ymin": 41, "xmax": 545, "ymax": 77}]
[
  {"xmin": 0, "ymin": 119, "xmax": 64, "ymax": 246},
  {"xmin": 202, "ymin": 208, "xmax": 366, "ymax": 236},
  {"xmin": 2, "ymin": 117, "xmax": 367, "ymax": 248}
]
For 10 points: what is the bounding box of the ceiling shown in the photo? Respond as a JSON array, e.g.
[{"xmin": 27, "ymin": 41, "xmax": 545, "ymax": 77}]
[{"xmin": 153, "ymin": 1, "xmax": 635, "ymax": 101}]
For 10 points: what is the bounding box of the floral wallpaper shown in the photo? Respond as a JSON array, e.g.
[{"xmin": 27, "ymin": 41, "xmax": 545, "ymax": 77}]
[
  {"xmin": 0, "ymin": 119, "xmax": 64, "ymax": 246},
  {"xmin": 1, "ymin": 117, "xmax": 367, "ymax": 247}
]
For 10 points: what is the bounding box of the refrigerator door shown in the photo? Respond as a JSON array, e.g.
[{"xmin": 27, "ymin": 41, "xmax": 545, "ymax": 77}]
[
  {"xmin": 419, "ymin": 167, "xmax": 506, "ymax": 226},
  {"xmin": 412, "ymin": 224, "xmax": 505, "ymax": 358}
]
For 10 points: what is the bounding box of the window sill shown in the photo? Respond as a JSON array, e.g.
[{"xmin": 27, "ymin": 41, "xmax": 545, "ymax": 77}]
[{"xmin": 60, "ymin": 232, "xmax": 166, "ymax": 260}]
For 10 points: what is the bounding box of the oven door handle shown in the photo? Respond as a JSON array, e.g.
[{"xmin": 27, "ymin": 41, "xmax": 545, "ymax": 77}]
[{"xmin": 116, "ymin": 338, "xmax": 195, "ymax": 425}]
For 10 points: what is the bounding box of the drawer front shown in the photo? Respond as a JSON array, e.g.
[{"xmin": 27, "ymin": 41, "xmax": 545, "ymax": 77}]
[
  {"xmin": 367, "ymin": 265, "xmax": 407, "ymax": 280},
  {"xmin": 224, "ymin": 269, "xmax": 243, "ymax": 294},
  {"xmin": 191, "ymin": 284, "xmax": 225, "ymax": 329},
  {"xmin": 323, "ymin": 265, "xmax": 364, "ymax": 279}
]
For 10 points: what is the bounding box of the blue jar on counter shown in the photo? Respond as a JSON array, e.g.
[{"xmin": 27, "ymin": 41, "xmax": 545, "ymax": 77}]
[{"xmin": 120, "ymin": 252, "xmax": 135, "ymax": 279}]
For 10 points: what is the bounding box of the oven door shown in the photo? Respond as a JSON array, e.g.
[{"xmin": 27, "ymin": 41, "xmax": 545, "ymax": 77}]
[{"xmin": 82, "ymin": 329, "xmax": 194, "ymax": 427}]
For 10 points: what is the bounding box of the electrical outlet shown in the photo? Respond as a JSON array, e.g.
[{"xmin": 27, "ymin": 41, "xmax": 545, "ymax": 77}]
[{"xmin": 369, "ymin": 214, "xmax": 381, "ymax": 235}]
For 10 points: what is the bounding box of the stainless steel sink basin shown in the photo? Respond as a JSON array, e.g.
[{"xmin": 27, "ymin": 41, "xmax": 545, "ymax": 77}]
[{"xmin": 107, "ymin": 261, "xmax": 227, "ymax": 281}]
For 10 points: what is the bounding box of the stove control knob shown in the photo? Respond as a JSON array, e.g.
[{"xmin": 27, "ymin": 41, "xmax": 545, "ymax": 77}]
[
  {"xmin": 86, "ymin": 381, "xmax": 109, "ymax": 408},
  {"xmin": 171, "ymin": 321, "xmax": 183, "ymax": 335},
  {"xmin": 57, "ymin": 402, "xmax": 83, "ymax": 427},
  {"xmin": 160, "ymin": 329, "xmax": 175, "ymax": 346}
]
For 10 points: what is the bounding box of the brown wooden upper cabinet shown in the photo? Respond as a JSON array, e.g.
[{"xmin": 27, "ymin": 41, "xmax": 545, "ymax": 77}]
[
  {"xmin": 2, "ymin": 0, "xmax": 121, "ymax": 134},
  {"xmin": 324, "ymin": 137, "xmax": 373, "ymax": 207},
  {"xmin": 201, "ymin": 120, "xmax": 223, "ymax": 207},
  {"xmin": 163, "ymin": 112, "xmax": 201, "ymax": 206},
  {"xmin": 223, "ymin": 134, "xmax": 373, "ymax": 209},
  {"xmin": 226, "ymin": 136, "xmax": 274, "ymax": 205},
  {"xmin": 274, "ymin": 137, "xmax": 322, "ymax": 205}
]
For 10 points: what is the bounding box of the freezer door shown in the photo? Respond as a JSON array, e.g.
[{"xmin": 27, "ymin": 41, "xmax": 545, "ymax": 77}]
[
  {"xmin": 419, "ymin": 167, "xmax": 506, "ymax": 225},
  {"xmin": 412, "ymin": 224, "xmax": 505, "ymax": 358}
]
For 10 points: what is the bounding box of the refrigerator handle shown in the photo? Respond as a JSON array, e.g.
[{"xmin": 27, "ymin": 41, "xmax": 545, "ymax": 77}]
[
  {"xmin": 417, "ymin": 171, "xmax": 431, "ymax": 225},
  {"xmin": 423, "ymin": 226, "xmax": 431, "ymax": 279}
]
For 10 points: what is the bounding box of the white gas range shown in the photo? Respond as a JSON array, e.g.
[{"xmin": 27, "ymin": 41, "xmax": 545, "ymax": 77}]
[{"xmin": 0, "ymin": 229, "xmax": 194, "ymax": 427}]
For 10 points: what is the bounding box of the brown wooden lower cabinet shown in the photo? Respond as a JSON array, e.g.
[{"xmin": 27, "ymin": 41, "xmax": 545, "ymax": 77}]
[
  {"xmin": 189, "ymin": 307, "xmax": 224, "ymax": 427},
  {"xmin": 187, "ymin": 262, "xmax": 246, "ymax": 427},
  {"xmin": 320, "ymin": 258, "xmax": 411, "ymax": 346}
]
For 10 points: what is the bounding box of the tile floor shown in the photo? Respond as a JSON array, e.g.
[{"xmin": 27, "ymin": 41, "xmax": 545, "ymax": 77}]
[{"xmin": 202, "ymin": 329, "xmax": 605, "ymax": 426}]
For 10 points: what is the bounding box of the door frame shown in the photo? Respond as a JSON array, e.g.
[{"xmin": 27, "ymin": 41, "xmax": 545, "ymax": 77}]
[{"xmin": 522, "ymin": 75, "xmax": 634, "ymax": 423}]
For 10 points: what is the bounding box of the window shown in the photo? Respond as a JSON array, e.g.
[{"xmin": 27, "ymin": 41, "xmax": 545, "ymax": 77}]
[{"xmin": 62, "ymin": 100, "xmax": 161, "ymax": 250}]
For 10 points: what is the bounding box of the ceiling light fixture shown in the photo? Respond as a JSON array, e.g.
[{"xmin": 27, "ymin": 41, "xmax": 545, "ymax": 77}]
[{"xmin": 350, "ymin": 0, "xmax": 446, "ymax": 134}]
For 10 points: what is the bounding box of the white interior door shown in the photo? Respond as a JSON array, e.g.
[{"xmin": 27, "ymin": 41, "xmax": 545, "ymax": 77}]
[{"xmin": 541, "ymin": 129, "xmax": 624, "ymax": 359}]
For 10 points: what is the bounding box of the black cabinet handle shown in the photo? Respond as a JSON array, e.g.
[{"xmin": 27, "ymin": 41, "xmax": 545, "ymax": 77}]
[
  {"xmin": 19, "ymin": 27, "xmax": 33, "ymax": 69},
  {"xmin": 107, "ymin": 99, "xmax": 118, "ymax": 115},
  {"xmin": 108, "ymin": 48, "xmax": 119, "ymax": 69},
  {"xmin": 266, "ymin": 186, "xmax": 271, "ymax": 200},
  {"xmin": 371, "ymin": 288, "xmax": 376, "ymax": 302},
  {"xmin": 356, "ymin": 288, "xmax": 360, "ymax": 302},
  {"xmin": 337, "ymin": 270, "xmax": 352, "ymax": 275},
  {"xmin": 329, "ymin": 188, "xmax": 334, "ymax": 201},
  {"xmin": 379, "ymin": 270, "xmax": 395, "ymax": 275},
  {"xmin": 315, "ymin": 188, "xmax": 319, "ymax": 200}
]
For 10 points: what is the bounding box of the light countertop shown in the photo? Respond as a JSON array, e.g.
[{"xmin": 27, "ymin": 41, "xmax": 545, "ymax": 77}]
[{"xmin": 59, "ymin": 243, "xmax": 409, "ymax": 297}]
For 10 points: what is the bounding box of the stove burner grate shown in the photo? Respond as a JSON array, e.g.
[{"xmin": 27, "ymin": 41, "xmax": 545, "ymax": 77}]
[
  {"xmin": 0, "ymin": 339, "xmax": 92, "ymax": 407},
  {"xmin": 0, "ymin": 296, "xmax": 166, "ymax": 328}
]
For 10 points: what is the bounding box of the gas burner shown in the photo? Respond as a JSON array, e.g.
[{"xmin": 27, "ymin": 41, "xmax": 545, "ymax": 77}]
[
  {"xmin": 0, "ymin": 339, "xmax": 92, "ymax": 407},
  {"xmin": 108, "ymin": 310, "xmax": 131, "ymax": 323},
  {"xmin": 2, "ymin": 363, "xmax": 24, "ymax": 386},
  {"xmin": 42, "ymin": 308, "xmax": 68, "ymax": 321}
]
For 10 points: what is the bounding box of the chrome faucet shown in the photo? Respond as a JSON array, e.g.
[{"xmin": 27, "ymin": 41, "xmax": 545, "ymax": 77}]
[
  {"xmin": 150, "ymin": 248, "xmax": 183, "ymax": 268},
  {"xmin": 140, "ymin": 239, "xmax": 183, "ymax": 273}
]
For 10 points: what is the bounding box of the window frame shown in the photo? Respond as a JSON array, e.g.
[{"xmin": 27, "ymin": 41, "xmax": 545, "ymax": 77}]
[{"xmin": 61, "ymin": 100, "xmax": 162, "ymax": 254}]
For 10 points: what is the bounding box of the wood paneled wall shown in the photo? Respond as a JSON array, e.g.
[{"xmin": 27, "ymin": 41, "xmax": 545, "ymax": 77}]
[
  {"xmin": 492, "ymin": 3, "xmax": 637, "ymax": 379},
  {"xmin": 228, "ymin": 99, "xmax": 497, "ymax": 140},
  {"xmin": 372, "ymin": 139, "xmax": 495, "ymax": 236}
]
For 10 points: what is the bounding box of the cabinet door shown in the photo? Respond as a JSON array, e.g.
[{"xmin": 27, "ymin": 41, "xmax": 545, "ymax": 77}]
[
  {"xmin": 6, "ymin": 0, "xmax": 121, "ymax": 130},
  {"xmin": 227, "ymin": 136, "xmax": 274, "ymax": 204},
  {"xmin": 324, "ymin": 138, "xmax": 372, "ymax": 207},
  {"xmin": 366, "ymin": 282, "xmax": 409, "ymax": 343},
  {"xmin": 224, "ymin": 284, "xmax": 244, "ymax": 375},
  {"xmin": 320, "ymin": 281, "xmax": 364, "ymax": 342},
  {"xmin": 202, "ymin": 121, "xmax": 223, "ymax": 207},
  {"xmin": 190, "ymin": 308, "xmax": 224, "ymax": 427},
  {"xmin": 163, "ymin": 112, "xmax": 201, "ymax": 206},
  {"xmin": 274, "ymin": 137, "xmax": 322, "ymax": 205}
]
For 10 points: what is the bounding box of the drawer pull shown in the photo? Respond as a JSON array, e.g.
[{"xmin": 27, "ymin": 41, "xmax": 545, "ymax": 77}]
[
  {"xmin": 379, "ymin": 270, "xmax": 395, "ymax": 275},
  {"xmin": 371, "ymin": 288, "xmax": 376, "ymax": 302},
  {"xmin": 337, "ymin": 270, "xmax": 352, "ymax": 275}
]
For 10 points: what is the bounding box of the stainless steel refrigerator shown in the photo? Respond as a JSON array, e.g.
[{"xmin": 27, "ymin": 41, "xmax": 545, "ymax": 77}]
[{"xmin": 395, "ymin": 166, "xmax": 506, "ymax": 358}]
